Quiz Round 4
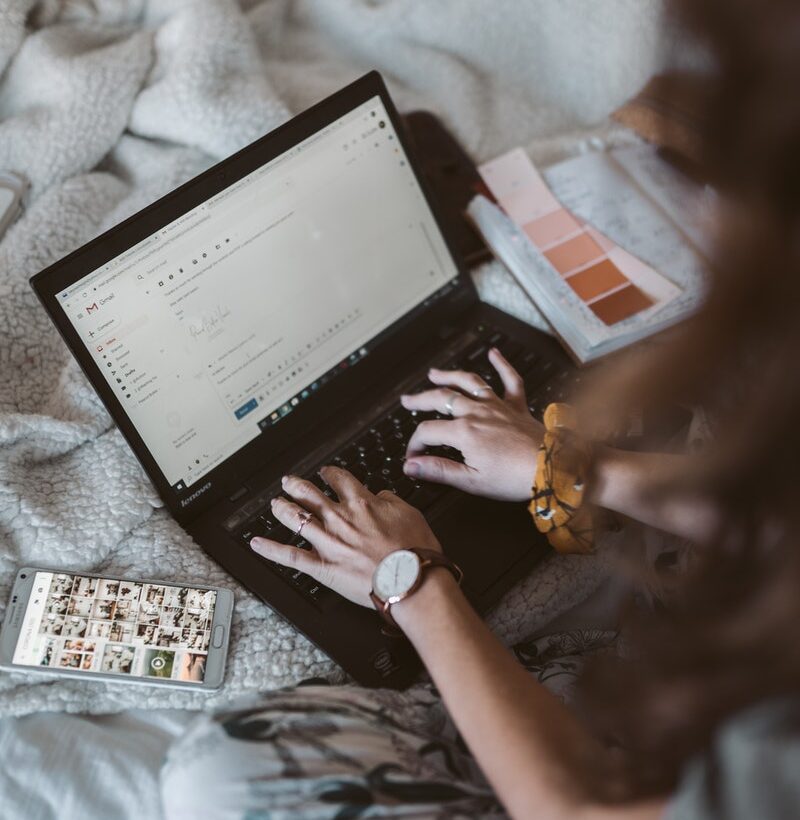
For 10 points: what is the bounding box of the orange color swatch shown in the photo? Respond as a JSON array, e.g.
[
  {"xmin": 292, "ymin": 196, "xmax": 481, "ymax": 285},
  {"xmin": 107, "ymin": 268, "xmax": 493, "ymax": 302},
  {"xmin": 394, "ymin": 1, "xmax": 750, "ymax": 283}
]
[{"xmin": 566, "ymin": 259, "xmax": 627, "ymax": 300}]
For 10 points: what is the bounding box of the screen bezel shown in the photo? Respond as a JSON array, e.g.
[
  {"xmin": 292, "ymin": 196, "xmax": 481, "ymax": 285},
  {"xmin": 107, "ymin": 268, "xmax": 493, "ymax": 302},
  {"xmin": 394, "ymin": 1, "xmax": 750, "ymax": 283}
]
[
  {"xmin": 0, "ymin": 567, "xmax": 233, "ymax": 690},
  {"xmin": 30, "ymin": 71, "xmax": 477, "ymax": 523}
]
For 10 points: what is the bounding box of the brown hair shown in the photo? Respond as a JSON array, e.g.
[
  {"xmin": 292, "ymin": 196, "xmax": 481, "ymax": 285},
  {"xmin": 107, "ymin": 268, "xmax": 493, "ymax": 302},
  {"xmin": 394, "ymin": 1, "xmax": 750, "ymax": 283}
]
[{"xmin": 580, "ymin": 0, "xmax": 800, "ymax": 796}]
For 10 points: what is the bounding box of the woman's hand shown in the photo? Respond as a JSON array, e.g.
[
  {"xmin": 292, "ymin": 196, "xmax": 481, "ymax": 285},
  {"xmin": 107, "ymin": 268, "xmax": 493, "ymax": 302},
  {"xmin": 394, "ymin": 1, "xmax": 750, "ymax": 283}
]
[
  {"xmin": 249, "ymin": 466, "xmax": 442, "ymax": 608},
  {"xmin": 401, "ymin": 348, "xmax": 543, "ymax": 502}
]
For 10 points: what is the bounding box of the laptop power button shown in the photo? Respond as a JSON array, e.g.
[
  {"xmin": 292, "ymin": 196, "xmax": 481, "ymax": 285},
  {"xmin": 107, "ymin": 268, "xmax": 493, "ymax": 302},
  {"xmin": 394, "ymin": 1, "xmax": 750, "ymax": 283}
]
[{"xmin": 211, "ymin": 625, "xmax": 225, "ymax": 648}]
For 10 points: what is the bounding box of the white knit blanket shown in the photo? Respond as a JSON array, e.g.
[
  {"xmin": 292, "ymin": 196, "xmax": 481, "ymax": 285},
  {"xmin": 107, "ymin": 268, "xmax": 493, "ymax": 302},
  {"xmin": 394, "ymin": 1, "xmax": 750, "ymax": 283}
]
[{"xmin": 0, "ymin": 0, "xmax": 667, "ymax": 717}]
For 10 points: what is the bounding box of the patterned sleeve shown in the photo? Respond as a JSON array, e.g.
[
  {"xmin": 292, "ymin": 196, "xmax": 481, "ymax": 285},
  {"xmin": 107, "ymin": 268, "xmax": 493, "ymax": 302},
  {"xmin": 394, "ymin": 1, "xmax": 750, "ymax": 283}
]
[{"xmin": 665, "ymin": 697, "xmax": 800, "ymax": 820}]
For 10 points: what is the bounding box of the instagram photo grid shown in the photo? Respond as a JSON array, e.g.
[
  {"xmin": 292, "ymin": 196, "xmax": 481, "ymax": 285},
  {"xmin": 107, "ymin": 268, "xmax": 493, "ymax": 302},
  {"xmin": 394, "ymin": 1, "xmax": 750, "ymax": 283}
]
[{"xmin": 34, "ymin": 573, "xmax": 215, "ymax": 683}]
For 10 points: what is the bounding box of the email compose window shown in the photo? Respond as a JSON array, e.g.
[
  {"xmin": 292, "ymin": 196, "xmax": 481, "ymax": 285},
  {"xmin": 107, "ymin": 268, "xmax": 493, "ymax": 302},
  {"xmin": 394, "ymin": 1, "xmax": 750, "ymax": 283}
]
[{"xmin": 59, "ymin": 98, "xmax": 458, "ymax": 489}]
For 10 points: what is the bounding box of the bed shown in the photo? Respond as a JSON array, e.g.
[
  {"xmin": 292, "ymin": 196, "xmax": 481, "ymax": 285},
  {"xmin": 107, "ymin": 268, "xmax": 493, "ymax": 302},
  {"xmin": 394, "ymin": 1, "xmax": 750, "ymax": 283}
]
[{"xmin": 0, "ymin": 1, "xmax": 671, "ymax": 816}]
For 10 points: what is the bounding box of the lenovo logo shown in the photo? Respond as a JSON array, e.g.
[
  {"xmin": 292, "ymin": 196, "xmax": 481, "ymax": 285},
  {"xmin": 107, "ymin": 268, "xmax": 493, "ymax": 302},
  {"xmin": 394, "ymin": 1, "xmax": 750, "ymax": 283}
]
[{"xmin": 180, "ymin": 481, "xmax": 212, "ymax": 507}]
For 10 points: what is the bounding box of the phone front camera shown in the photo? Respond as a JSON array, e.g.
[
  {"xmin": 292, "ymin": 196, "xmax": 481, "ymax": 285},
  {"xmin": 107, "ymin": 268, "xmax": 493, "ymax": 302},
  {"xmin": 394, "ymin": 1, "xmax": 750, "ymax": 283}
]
[{"xmin": 20, "ymin": 573, "xmax": 26, "ymax": 579}]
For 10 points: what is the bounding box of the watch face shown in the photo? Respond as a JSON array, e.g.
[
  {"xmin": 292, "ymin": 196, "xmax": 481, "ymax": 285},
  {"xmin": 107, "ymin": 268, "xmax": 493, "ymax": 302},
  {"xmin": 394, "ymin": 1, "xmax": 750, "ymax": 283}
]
[{"xmin": 373, "ymin": 550, "xmax": 421, "ymax": 603}]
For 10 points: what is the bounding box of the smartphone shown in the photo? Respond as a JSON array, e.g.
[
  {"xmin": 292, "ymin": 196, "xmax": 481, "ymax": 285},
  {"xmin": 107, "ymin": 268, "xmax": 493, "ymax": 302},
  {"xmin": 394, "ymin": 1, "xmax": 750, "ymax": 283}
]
[
  {"xmin": 0, "ymin": 567, "xmax": 234, "ymax": 690},
  {"xmin": 0, "ymin": 171, "xmax": 27, "ymax": 240}
]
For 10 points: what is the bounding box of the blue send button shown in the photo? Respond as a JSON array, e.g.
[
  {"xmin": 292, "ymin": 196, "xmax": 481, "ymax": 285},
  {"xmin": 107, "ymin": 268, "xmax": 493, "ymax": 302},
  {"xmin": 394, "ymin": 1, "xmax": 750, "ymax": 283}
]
[{"xmin": 234, "ymin": 398, "xmax": 258, "ymax": 420}]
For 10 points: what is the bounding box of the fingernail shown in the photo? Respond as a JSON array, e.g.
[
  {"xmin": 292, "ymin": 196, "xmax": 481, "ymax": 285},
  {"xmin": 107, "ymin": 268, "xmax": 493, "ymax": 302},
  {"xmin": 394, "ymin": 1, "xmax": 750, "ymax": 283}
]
[
  {"xmin": 404, "ymin": 460, "xmax": 420, "ymax": 477},
  {"xmin": 270, "ymin": 497, "xmax": 278, "ymax": 507},
  {"xmin": 249, "ymin": 537, "xmax": 262, "ymax": 549}
]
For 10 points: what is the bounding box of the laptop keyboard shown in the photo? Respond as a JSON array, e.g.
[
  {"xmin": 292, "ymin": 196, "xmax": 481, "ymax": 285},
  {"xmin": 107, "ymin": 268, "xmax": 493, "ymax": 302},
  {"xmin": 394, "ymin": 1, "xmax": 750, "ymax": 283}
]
[{"xmin": 224, "ymin": 322, "xmax": 578, "ymax": 604}]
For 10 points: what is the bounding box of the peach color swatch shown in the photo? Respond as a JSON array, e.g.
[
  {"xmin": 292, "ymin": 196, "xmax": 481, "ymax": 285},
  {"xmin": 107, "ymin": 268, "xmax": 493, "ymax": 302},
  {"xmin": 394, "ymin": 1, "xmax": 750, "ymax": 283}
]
[
  {"xmin": 544, "ymin": 232, "xmax": 604, "ymax": 273},
  {"xmin": 523, "ymin": 208, "xmax": 580, "ymax": 246}
]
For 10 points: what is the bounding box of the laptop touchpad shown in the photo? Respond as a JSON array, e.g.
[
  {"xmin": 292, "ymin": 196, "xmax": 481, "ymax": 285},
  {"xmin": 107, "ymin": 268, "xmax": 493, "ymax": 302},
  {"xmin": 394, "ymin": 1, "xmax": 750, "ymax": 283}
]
[{"xmin": 430, "ymin": 495, "xmax": 538, "ymax": 596}]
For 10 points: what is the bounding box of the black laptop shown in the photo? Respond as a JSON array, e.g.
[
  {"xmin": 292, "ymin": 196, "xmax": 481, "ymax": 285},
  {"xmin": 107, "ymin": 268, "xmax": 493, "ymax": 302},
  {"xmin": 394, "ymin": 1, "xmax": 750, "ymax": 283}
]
[{"xmin": 30, "ymin": 72, "xmax": 576, "ymax": 688}]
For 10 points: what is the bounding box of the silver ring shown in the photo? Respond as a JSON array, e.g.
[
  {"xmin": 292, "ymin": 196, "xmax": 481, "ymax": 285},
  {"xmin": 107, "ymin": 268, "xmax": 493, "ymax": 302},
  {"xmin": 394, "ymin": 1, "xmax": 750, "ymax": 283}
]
[
  {"xmin": 472, "ymin": 385, "xmax": 493, "ymax": 398},
  {"xmin": 444, "ymin": 392, "xmax": 457, "ymax": 416},
  {"xmin": 296, "ymin": 511, "xmax": 312, "ymax": 536}
]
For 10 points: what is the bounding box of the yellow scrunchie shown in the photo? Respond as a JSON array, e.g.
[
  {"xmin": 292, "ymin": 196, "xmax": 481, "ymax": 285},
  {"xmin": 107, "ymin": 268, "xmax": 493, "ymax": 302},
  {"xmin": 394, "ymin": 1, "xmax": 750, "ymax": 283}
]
[{"xmin": 529, "ymin": 403, "xmax": 594, "ymax": 554}]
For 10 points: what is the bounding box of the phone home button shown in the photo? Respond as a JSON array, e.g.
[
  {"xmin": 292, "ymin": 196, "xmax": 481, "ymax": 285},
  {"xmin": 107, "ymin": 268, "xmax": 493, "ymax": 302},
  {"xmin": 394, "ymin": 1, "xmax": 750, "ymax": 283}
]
[{"xmin": 211, "ymin": 625, "xmax": 225, "ymax": 648}]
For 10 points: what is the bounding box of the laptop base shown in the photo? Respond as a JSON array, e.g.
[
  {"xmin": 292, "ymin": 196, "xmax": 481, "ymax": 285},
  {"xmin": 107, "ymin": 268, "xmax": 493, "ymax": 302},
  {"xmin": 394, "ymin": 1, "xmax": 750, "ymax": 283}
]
[{"xmin": 190, "ymin": 302, "xmax": 574, "ymax": 689}]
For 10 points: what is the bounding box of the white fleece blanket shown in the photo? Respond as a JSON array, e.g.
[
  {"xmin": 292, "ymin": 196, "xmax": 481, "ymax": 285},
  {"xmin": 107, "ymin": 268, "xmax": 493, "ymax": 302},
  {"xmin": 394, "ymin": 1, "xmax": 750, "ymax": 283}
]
[{"xmin": 0, "ymin": 0, "xmax": 669, "ymax": 718}]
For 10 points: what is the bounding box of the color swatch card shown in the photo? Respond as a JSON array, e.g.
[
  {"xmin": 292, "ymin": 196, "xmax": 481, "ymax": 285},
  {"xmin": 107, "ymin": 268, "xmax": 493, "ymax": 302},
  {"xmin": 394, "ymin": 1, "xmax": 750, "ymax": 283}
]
[{"xmin": 469, "ymin": 147, "xmax": 705, "ymax": 363}]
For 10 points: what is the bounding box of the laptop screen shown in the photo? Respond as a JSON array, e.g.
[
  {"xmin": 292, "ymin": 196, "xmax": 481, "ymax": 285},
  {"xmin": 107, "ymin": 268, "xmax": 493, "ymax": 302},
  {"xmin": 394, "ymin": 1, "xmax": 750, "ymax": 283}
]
[{"xmin": 55, "ymin": 97, "xmax": 459, "ymax": 491}]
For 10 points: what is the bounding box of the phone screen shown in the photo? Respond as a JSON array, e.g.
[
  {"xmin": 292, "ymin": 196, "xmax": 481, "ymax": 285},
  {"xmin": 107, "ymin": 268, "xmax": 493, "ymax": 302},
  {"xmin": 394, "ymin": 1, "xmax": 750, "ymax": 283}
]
[{"xmin": 12, "ymin": 572, "xmax": 219, "ymax": 684}]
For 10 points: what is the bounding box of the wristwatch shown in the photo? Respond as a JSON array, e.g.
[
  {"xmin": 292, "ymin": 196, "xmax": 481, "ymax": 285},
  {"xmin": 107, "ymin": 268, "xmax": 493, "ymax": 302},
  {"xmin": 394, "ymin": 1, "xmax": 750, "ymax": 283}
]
[{"xmin": 370, "ymin": 548, "xmax": 463, "ymax": 633}]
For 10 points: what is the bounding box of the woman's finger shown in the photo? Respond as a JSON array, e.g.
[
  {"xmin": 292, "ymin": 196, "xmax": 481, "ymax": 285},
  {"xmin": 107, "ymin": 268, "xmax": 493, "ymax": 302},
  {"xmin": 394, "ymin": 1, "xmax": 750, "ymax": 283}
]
[
  {"xmin": 489, "ymin": 347, "xmax": 526, "ymax": 411},
  {"xmin": 427, "ymin": 367, "xmax": 496, "ymax": 400},
  {"xmin": 280, "ymin": 474, "xmax": 334, "ymax": 518},
  {"xmin": 319, "ymin": 465, "xmax": 367, "ymax": 502},
  {"xmin": 406, "ymin": 419, "xmax": 465, "ymax": 457},
  {"xmin": 404, "ymin": 455, "xmax": 475, "ymax": 491},
  {"xmin": 400, "ymin": 387, "xmax": 477, "ymax": 417},
  {"xmin": 269, "ymin": 496, "xmax": 334, "ymax": 548},
  {"xmin": 250, "ymin": 535, "xmax": 323, "ymax": 575}
]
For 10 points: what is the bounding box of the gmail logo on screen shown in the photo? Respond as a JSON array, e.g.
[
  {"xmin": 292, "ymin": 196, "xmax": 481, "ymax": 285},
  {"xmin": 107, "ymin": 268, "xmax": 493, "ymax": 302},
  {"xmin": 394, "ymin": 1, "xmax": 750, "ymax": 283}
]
[{"xmin": 86, "ymin": 303, "xmax": 99, "ymax": 313}]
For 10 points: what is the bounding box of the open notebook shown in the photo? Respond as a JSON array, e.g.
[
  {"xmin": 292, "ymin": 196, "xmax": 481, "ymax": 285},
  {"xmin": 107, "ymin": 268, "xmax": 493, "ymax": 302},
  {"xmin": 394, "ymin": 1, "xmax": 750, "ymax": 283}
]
[{"xmin": 468, "ymin": 145, "xmax": 710, "ymax": 363}]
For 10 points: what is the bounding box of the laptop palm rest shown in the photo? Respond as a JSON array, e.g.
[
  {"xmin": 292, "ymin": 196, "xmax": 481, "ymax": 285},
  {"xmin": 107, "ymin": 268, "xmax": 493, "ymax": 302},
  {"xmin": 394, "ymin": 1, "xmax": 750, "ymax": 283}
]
[{"xmin": 429, "ymin": 494, "xmax": 539, "ymax": 599}]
